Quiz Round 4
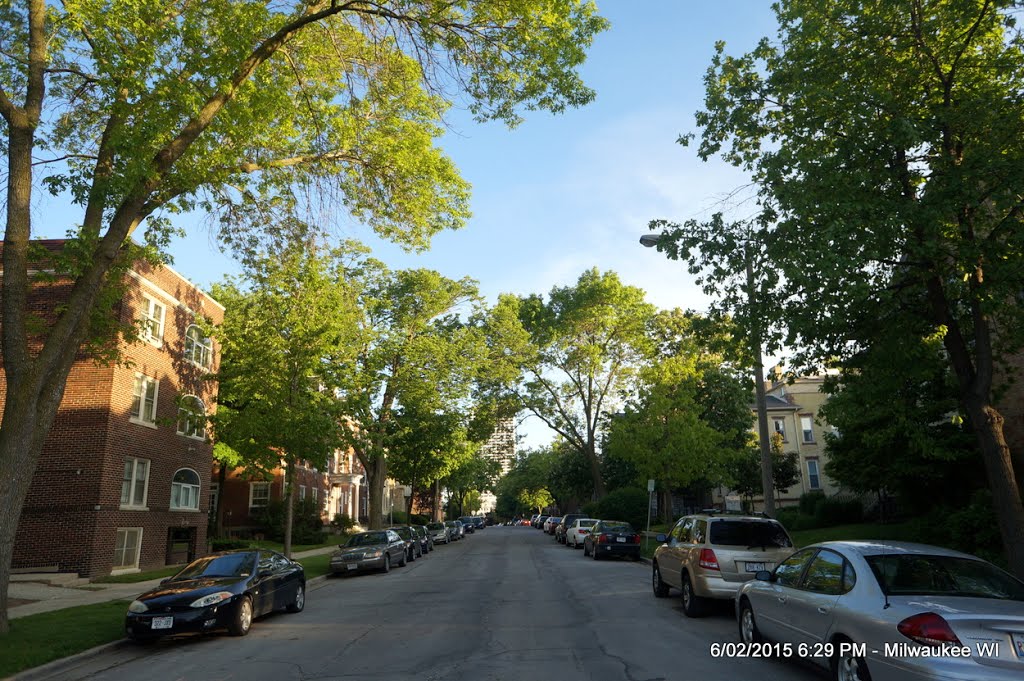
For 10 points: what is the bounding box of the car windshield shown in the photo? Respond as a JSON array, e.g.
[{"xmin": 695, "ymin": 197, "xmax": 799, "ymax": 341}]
[
  {"xmin": 392, "ymin": 528, "xmax": 412, "ymax": 540},
  {"xmin": 347, "ymin": 532, "xmax": 388, "ymax": 547},
  {"xmin": 710, "ymin": 520, "xmax": 792, "ymax": 548},
  {"xmin": 172, "ymin": 552, "xmax": 256, "ymax": 580},
  {"xmin": 866, "ymin": 554, "xmax": 1024, "ymax": 601},
  {"xmin": 427, "ymin": 523, "xmax": 444, "ymax": 530},
  {"xmin": 599, "ymin": 522, "xmax": 633, "ymax": 533}
]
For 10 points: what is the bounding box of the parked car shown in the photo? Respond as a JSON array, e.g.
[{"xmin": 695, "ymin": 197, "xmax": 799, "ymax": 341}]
[
  {"xmin": 652, "ymin": 512, "xmax": 794, "ymax": 617},
  {"xmin": 736, "ymin": 540, "xmax": 1024, "ymax": 681},
  {"xmin": 565, "ymin": 518, "xmax": 598, "ymax": 549},
  {"xmin": 534, "ymin": 515, "xmax": 549, "ymax": 529},
  {"xmin": 125, "ymin": 549, "xmax": 305, "ymax": 640},
  {"xmin": 389, "ymin": 526, "xmax": 423, "ymax": 561},
  {"xmin": 428, "ymin": 521, "xmax": 451, "ymax": 544},
  {"xmin": 329, "ymin": 530, "xmax": 407, "ymax": 576},
  {"xmin": 445, "ymin": 520, "xmax": 463, "ymax": 540},
  {"xmin": 458, "ymin": 516, "xmax": 476, "ymax": 533},
  {"xmin": 555, "ymin": 514, "xmax": 590, "ymax": 544},
  {"xmin": 530, "ymin": 514, "xmax": 540, "ymax": 526},
  {"xmin": 472, "ymin": 517, "xmax": 486, "ymax": 530},
  {"xmin": 544, "ymin": 515, "xmax": 563, "ymax": 534},
  {"xmin": 583, "ymin": 520, "xmax": 641, "ymax": 560},
  {"xmin": 412, "ymin": 525, "xmax": 433, "ymax": 554}
]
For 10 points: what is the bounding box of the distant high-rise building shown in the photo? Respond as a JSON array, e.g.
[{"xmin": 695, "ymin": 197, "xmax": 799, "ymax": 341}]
[{"xmin": 478, "ymin": 417, "xmax": 516, "ymax": 514}]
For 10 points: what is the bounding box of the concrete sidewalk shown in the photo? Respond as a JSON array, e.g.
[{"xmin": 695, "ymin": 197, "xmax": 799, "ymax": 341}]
[{"xmin": 7, "ymin": 546, "xmax": 337, "ymax": 620}]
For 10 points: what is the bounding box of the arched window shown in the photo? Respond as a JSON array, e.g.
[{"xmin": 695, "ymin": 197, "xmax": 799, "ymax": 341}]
[
  {"xmin": 171, "ymin": 468, "xmax": 201, "ymax": 510},
  {"xmin": 184, "ymin": 325, "xmax": 212, "ymax": 368},
  {"xmin": 176, "ymin": 396, "xmax": 206, "ymax": 440}
]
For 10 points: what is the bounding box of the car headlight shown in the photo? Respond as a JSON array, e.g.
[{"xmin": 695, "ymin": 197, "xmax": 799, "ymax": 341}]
[
  {"xmin": 365, "ymin": 550, "xmax": 383, "ymax": 558},
  {"xmin": 189, "ymin": 591, "xmax": 234, "ymax": 609},
  {"xmin": 128, "ymin": 600, "xmax": 148, "ymax": 614}
]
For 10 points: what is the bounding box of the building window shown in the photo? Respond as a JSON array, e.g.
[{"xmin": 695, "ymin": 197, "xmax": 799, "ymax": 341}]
[
  {"xmin": 250, "ymin": 482, "xmax": 271, "ymax": 508},
  {"xmin": 773, "ymin": 418, "xmax": 787, "ymax": 442},
  {"xmin": 210, "ymin": 482, "xmax": 219, "ymax": 516},
  {"xmin": 311, "ymin": 487, "xmax": 318, "ymax": 503},
  {"xmin": 140, "ymin": 295, "xmax": 165, "ymax": 345},
  {"xmin": 131, "ymin": 374, "xmax": 159, "ymax": 425},
  {"xmin": 801, "ymin": 415, "xmax": 815, "ymax": 443},
  {"xmin": 114, "ymin": 528, "xmax": 143, "ymax": 569},
  {"xmin": 807, "ymin": 459, "xmax": 821, "ymax": 490},
  {"xmin": 299, "ymin": 485, "xmax": 307, "ymax": 501},
  {"xmin": 176, "ymin": 395, "xmax": 206, "ymax": 440},
  {"xmin": 170, "ymin": 468, "xmax": 201, "ymax": 510},
  {"xmin": 121, "ymin": 457, "xmax": 149, "ymax": 508},
  {"xmin": 184, "ymin": 325, "xmax": 212, "ymax": 368}
]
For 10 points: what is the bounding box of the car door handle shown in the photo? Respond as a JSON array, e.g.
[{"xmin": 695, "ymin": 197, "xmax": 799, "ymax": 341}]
[
  {"xmin": 817, "ymin": 606, "xmax": 830, "ymax": 614},
  {"xmin": 777, "ymin": 596, "xmax": 787, "ymax": 604}
]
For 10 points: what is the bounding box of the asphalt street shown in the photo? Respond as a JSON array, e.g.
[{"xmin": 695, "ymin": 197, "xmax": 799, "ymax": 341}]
[{"xmin": 27, "ymin": 526, "xmax": 824, "ymax": 681}]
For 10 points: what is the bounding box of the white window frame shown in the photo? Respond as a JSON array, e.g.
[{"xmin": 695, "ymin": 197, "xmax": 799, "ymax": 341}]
[
  {"xmin": 299, "ymin": 485, "xmax": 307, "ymax": 501},
  {"xmin": 184, "ymin": 324, "xmax": 212, "ymax": 368},
  {"xmin": 140, "ymin": 294, "xmax": 165, "ymax": 346},
  {"xmin": 130, "ymin": 374, "xmax": 159, "ymax": 427},
  {"xmin": 773, "ymin": 418, "xmax": 787, "ymax": 442},
  {"xmin": 800, "ymin": 415, "xmax": 815, "ymax": 443},
  {"xmin": 807, "ymin": 459, "xmax": 822, "ymax": 490},
  {"xmin": 249, "ymin": 482, "xmax": 271, "ymax": 508},
  {"xmin": 176, "ymin": 395, "xmax": 206, "ymax": 440},
  {"xmin": 113, "ymin": 527, "xmax": 143, "ymax": 572},
  {"xmin": 120, "ymin": 457, "xmax": 150, "ymax": 509},
  {"xmin": 170, "ymin": 468, "xmax": 201, "ymax": 511}
]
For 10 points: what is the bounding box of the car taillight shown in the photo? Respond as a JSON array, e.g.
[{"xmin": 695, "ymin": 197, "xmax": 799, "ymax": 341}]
[
  {"xmin": 598, "ymin": 534, "xmax": 608, "ymax": 543},
  {"xmin": 633, "ymin": 535, "xmax": 641, "ymax": 544},
  {"xmin": 897, "ymin": 612, "xmax": 963, "ymax": 647},
  {"xmin": 699, "ymin": 548, "xmax": 719, "ymax": 570},
  {"xmin": 579, "ymin": 529, "xmax": 589, "ymax": 534}
]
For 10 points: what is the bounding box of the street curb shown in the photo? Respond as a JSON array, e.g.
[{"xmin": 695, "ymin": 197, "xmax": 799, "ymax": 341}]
[{"xmin": 7, "ymin": 573, "xmax": 333, "ymax": 681}]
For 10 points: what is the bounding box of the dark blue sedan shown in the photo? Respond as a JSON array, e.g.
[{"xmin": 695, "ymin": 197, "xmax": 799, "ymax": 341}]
[{"xmin": 124, "ymin": 549, "xmax": 305, "ymax": 640}]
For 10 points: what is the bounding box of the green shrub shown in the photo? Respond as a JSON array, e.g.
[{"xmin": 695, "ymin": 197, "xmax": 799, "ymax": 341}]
[
  {"xmin": 799, "ymin": 491, "xmax": 826, "ymax": 516},
  {"xmin": 331, "ymin": 513, "xmax": 356, "ymax": 533},
  {"xmin": 903, "ymin": 490, "xmax": 1003, "ymax": 565},
  {"xmin": 210, "ymin": 539, "xmax": 249, "ymax": 551},
  {"xmin": 586, "ymin": 487, "xmax": 648, "ymax": 530},
  {"xmin": 814, "ymin": 495, "xmax": 863, "ymax": 527},
  {"xmin": 253, "ymin": 497, "xmax": 326, "ymax": 544}
]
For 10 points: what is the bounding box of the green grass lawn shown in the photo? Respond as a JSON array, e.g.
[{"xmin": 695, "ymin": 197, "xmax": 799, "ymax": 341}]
[
  {"xmin": 0, "ymin": 600, "xmax": 131, "ymax": 678},
  {"xmin": 296, "ymin": 553, "xmax": 332, "ymax": 579},
  {"xmin": 93, "ymin": 565, "xmax": 183, "ymax": 584},
  {"xmin": 789, "ymin": 521, "xmax": 918, "ymax": 548}
]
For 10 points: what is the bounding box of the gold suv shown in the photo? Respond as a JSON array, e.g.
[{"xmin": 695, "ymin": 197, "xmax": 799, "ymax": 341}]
[{"xmin": 651, "ymin": 512, "xmax": 794, "ymax": 617}]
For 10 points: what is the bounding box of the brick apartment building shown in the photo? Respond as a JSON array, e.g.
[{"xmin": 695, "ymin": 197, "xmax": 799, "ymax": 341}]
[
  {"xmin": 212, "ymin": 461, "xmax": 331, "ymax": 536},
  {"xmin": 3, "ymin": 242, "xmax": 223, "ymax": 578}
]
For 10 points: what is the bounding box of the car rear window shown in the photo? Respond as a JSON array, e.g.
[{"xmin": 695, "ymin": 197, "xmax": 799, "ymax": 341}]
[
  {"xmin": 709, "ymin": 520, "xmax": 792, "ymax": 548},
  {"xmin": 599, "ymin": 522, "xmax": 633, "ymax": 533},
  {"xmin": 866, "ymin": 554, "xmax": 1024, "ymax": 601},
  {"xmin": 427, "ymin": 523, "xmax": 444, "ymax": 530}
]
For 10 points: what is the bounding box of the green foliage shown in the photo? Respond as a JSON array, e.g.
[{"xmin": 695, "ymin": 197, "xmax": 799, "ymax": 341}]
[
  {"xmin": 777, "ymin": 494, "xmax": 863, "ymax": 531},
  {"xmin": 581, "ymin": 487, "xmax": 648, "ymax": 530},
  {"xmin": 252, "ymin": 498, "xmax": 326, "ymax": 545},
  {"xmin": 547, "ymin": 443, "xmax": 594, "ymax": 507},
  {"xmin": 512, "ymin": 269, "xmax": 658, "ymax": 496},
  {"xmin": 330, "ymin": 513, "xmax": 357, "ymax": 534},
  {"xmin": 210, "ymin": 539, "xmax": 251, "ymax": 551},
  {"xmin": 904, "ymin": 491, "xmax": 1004, "ymax": 565},
  {"xmin": 798, "ymin": 492, "xmax": 826, "ymax": 516}
]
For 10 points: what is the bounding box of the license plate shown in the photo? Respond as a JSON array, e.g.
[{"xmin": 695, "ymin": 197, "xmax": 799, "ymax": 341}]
[
  {"xmin": 1012, "ymin": 633, "xmax": 1024, "ymax": 658},
  {"xmin": 616, "ymin": 537, "xmax": 626, "ymax": 543},
  {"xmin": 745, "ymin": 562, "xmax": 766, "ymax": 572},
  {"xmin": 347, "ymin": 564, "xmax": 358, "ymax": 571},
  {"xmin": 151, "ymin": 616, "xmax": 174, "ymax": 630}
]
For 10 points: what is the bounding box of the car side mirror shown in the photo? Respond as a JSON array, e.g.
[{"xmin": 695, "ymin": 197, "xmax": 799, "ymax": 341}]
[
  {"xmin": 755, "ymin": 570, "xmax": 774, "ymax": 582},
  {"xmin": 160, "ymin": 577, "xmax": 171, "ymax": 585},
  {"xmin": 655, "ymin": 534, "xmax": 667, "ymax": 543}
]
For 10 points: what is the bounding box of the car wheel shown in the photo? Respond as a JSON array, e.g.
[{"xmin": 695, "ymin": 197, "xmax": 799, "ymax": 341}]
[
  {"xmin": 681, "ymin": 574, "xmax": 706, "ymax": 617},
  {"xmin": 832, "ymin": 637, "xmax": 872, "ymax": 681},
  {"xmin": 583, "ymin": 542, "xmax": 589, "ymax": 556},
  {"xmin": 592, "ymin": 546, "xmax": 601, "ymax": 560},
  {"xmin": 571, "ymin": 537, "xmax": 578, "ymax": 549},
  {"xmin": 738, "ymin": 599, "xmax": 763, "ymax": 643},
  {"xmin": 228, "ymin": 596, "xmax": 253, "ymax": 636},
  {"xmin": 398, "ymin": 550, "xmax": 407, "ymax": 567},
  {"xmin": 286, "ymin": 583, "xmax": 305, "ymax": 613},
  {"xmin": 652, "ymin": 563, "xmax": 670, "ymax": 598}
]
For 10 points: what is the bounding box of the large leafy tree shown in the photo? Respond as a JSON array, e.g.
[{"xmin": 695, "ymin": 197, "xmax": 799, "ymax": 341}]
[
  {"xmin": 681, "ymin": 0, "xmax": 1024, "ymax": 576},
  {"xmin": 209, "ymin": 234, "xmax": 360, "ymax": 556},
  {"xmin": 512, "ymin": 269, "xmax": 657, "ymax": 499},
  {"xmin": 0, "ymin": 0, "xmax": 607, "ymax": 630},
  {"xmin": 337, "ymin": 266, "xmax": 491, "ymax": 529}
]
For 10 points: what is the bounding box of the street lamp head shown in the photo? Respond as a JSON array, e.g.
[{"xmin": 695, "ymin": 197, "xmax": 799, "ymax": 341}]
[{"xmin": 639, "ymin": 234, "xmax": 661, "ymax": 248}]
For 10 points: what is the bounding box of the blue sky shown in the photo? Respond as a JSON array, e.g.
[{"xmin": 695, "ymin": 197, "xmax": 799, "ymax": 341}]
[{"xmin": 40, "ymin": 2, "xmax": 781, "ymax": 447}]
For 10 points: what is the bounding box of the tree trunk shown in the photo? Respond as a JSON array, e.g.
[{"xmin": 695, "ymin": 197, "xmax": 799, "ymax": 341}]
[
  {"xmin": 283, "ymin": 461, "xmax": 295, "ymax": 558},
  {"xmin": 585, "ymin": 440, "xmax": 607, "ymax": 499},
  {"xmin": 406, "ymin": 484, "xmax": 416, "ymax": 520},
  {"xmin": 659, "ymin": 489, "xmax": 672, "ymax": 524},
  {"xmin": 966, "ymin": 400, "xmax": 1024, "ymax": 578},
  {"xmin": 214, "ymin": 464, "xmax": 229, "ymax": 537},
  {"xmin": 365, "ymin": 456, "xmax": 386, "ymax": 530},
  {"xmin": 432, "ymin": 479, "xmax": 442, "ymax": 521}
]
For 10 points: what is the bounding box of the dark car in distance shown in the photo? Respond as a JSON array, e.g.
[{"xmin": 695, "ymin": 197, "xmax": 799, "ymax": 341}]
[
  {"xmin": 583, "ymin": 521, "xmax": 642, "ymax": 561},
  {"xmin": 390, "ymin": 526, "xmax": 423, "ymax": 561},
  {"xmin": 330, "ymin": 530, "xmax": 407, "ymax": 575},
  {"xmin": 125, "ymin": 550, "xmax": 305, "ymax": 640}
]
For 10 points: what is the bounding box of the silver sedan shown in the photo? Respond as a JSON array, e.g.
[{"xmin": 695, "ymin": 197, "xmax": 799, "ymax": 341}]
[
  {"xmin": 736, "ymin": 540, "xmax": 1024, "ymax": 681},
  {"xmin": 330, "ymin": 530, "xmax": 407, "ymax": 575}
]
